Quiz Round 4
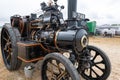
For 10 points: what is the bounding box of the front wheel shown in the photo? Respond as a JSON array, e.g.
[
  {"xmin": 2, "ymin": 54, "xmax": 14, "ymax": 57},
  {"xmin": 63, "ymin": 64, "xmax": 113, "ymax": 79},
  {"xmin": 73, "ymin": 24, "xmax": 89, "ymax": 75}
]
[
  {"xmin": 80, "ymin": 45, "xmax": 111, "ymax": 80},
  {"xmin": 41, "ymin": 53, "xmax": 80, "ymax": 80}
]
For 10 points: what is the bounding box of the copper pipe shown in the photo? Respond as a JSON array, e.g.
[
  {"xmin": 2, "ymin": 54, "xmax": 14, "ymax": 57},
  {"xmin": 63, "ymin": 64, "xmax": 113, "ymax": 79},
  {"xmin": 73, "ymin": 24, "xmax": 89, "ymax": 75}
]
[
  {"xmin": 17, "ymin": 42, "xmax": 52, "ymax": 52},
  {"xmin": 18, "ymin": 56, "xmax": 44, "ymax": 63},
  {"xmin": 11, "ymin": 18, "xmax": 24, "ymax": 34},
  {"xmin": 17, "ymin": 42, "xmax": 41, "ymax": 47},
  {"xmin": 39, "ymin": 43, "xmax": 53, "ymax": 52},
  {"xmin": 54, "ymin": 29, "xmax": 61, "ymax": 51},
  {"xmin": 11, "ymin": 19, "xmax": 15, "ymax": 27},
  {"xmin": 30, "ymin": 19, "xmax": 42, "ymax": 23},
  {"xmin": 31, "ymin": 30, "xmax": 36, "ymax": 40},
  {"xmin": 19, "ymin": 19, "xmax": 24, "ymax": 34},
  {"xmin": 30, "ymin": 27, "xmax": 43, "ymax": 29}
]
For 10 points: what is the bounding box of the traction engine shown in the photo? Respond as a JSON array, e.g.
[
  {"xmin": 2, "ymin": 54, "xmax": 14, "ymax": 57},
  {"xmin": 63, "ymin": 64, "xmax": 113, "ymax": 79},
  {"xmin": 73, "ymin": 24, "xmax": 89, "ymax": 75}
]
[{"xmin": 1, "ymin": 0, "xmax": 111, "ymax": 80}]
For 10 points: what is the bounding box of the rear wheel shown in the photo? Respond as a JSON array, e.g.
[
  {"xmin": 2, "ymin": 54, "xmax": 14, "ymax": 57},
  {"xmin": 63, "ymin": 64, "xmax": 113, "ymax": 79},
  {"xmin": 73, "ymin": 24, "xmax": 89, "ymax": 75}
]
[
  {"xmin": 41, "ymin": 53, "xmax": 80, "ymax": 80},
  {"xmin": 80, "ymin": 45, "xmax": 111, "ymax": 80},
  {"xmin": 1, "ymin": 24, "xmax": 22, "ymax": 71}
]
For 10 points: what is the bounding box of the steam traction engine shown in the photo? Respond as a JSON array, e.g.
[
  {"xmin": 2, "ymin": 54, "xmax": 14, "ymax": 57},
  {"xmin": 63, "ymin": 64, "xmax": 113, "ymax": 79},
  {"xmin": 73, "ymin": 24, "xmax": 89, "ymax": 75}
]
[{"xmin": 1, "ymin": 0, "xmax": 111, "ymax": 80}]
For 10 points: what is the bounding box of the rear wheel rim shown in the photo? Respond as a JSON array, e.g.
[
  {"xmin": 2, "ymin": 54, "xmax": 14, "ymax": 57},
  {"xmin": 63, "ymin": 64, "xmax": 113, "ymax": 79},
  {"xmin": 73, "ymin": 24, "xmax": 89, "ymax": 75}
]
[{"xmin": 1, "ymin": 29, "xmax": 13, "ymax": 66}]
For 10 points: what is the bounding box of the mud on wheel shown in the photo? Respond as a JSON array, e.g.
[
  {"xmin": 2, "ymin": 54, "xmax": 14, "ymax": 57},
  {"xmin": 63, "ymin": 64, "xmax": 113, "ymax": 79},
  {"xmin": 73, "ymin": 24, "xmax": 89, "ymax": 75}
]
[
  {"xmin": 80, "ymin": 45, "xmax": 111, "ymax": 80},
  {"xmin": 41, "ymin": 53, "xmax": 80, "ymax": 80},
  {"xmin": 1, "ymin": 24, "xmax": 22, "ymax": 71}
]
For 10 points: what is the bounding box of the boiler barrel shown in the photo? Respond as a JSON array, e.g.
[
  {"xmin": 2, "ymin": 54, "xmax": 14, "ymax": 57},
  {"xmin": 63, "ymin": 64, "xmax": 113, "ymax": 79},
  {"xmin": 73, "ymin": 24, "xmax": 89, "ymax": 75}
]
[
  {"xmin": 57, "ymin": 30, "xmax": 76, "ymax": 47},
  {"xmin": 56, "ymin": 29, "xmax": 88, "ymax": 52}
]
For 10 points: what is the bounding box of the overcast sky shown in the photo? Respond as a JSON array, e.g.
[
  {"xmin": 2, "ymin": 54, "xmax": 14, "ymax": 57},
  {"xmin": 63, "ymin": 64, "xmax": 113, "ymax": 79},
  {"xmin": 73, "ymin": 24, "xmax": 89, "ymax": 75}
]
[{"xmin": 0, "ymin": 0, "xmax": 120, "ymax": 26}]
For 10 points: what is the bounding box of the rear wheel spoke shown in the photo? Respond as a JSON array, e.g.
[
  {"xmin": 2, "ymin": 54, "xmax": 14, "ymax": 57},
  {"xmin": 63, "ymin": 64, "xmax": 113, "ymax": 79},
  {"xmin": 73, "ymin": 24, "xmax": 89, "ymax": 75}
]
[
  {"xmin": 6, "ymin": 31, "xmax": 9, "ymax": 38},
  {"xmin": 4, "ymin": 47, "xmax": 7, "ymax": 52},
  {"xmin": 6, "ymin": 54, "xmax": 11, "ymax": 60},
  {"xmin": 2, "ymin": 36, "xmax": 8, "ymax": 42},
  {"xmin": 8, "ymin": 48, "xmax": 12, "ymax": 52}
]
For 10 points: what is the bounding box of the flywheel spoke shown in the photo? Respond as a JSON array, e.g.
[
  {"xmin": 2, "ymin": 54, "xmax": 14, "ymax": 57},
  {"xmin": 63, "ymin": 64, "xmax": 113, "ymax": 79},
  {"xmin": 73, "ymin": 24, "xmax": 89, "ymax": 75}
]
[
  {"xmin": 92, "ymin": 53, "xmax": 98, "ymax": 61},
  {"xmin": 94, "ymin": 64, "xmax": 105, "ymax": 72},
  {"xmin": 91, "ymin": 68, "xmax": 99, "ymax": 77},
  {"xmin": 95, "ymin": 60, "xmax": 104, "ymax": 64}
]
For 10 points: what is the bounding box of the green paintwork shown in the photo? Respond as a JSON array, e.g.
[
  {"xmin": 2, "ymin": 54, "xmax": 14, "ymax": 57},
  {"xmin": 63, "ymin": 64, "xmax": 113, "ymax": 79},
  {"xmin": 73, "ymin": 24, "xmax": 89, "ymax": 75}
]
[{"xmin": 87, "ymin": 21, "xmax": 96, "ymax": 34}]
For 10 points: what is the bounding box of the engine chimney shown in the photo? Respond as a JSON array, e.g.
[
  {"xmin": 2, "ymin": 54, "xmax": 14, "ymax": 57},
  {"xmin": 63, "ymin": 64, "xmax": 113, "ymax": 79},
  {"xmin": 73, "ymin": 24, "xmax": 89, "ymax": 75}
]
[
  {"xmin": 67, "ymin": 0, "xmax": 77, "ymax": 27},
  {"xmin": 68, "ymin": 0, "xmax": 77, "ymax": 19}
]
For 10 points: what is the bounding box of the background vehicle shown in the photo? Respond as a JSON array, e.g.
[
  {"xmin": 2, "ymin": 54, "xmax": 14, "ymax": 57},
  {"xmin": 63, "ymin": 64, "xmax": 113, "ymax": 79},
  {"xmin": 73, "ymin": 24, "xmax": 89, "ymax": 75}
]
[{"xmin": 102, "ymin": 28, "xmax": 115, "ymax": 37}]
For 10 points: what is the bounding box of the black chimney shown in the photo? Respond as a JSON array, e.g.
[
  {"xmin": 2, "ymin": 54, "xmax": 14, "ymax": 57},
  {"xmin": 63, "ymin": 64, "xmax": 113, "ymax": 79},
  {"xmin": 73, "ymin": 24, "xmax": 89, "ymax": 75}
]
[
  {"xmin": 67, "ymin": 0, "xmax": 77, "ymax": 27},
  {"xmin": 68, "ymin": 0, "xmax": 77, "ymax": 19}
]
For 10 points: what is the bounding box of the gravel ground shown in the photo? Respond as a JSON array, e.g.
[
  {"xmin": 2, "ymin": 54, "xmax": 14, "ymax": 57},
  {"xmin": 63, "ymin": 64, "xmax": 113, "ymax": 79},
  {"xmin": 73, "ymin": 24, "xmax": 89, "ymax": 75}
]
[
  {"xmin": 89, "ymin": 37, "xmax": 120, "ymax": 80},
  {"xmin": 0, "ymin": 37, "xmax": 120, "ymax": 80}
]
